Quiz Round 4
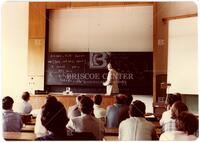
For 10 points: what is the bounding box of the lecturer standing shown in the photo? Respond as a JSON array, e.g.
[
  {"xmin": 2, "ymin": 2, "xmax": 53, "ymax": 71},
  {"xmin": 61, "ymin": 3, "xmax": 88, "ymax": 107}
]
[{"xmin": 103, "ymin": 63, "xmax": 119, "ymax": 95}]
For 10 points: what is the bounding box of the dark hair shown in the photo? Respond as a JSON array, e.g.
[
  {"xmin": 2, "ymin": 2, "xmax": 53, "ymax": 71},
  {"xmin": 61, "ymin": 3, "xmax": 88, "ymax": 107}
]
[
  {"xmin": 41, "ymin": 101, "xmax": 68, "ymax": 133},
  {"xmin": 94, "ymin": 95, "xmax": 102, "ymax": 105},
  {"xmin": 115, "ymin": 94, "xmax": 126, "ymax": 104},
  {"xmin": 46, "ymin": 95, "xmax": 57, "ymax": 104},
  {"xmin": 3, "ymin": 96, "xmax": 14, "ymax": 110},
  {"xmin": 171, "ymin": 101, "xmax": 188, "ymax": 119},
  {"xmin": 22, "ymin": 91, "xmax": 30, "ymax": 101},
  {"xmin": 41, "ymin": 95, "xmax": 58, "ymax": 112},
  {"xmin": 125, "ymin": 95, "xmax": 133, "ymax": 105},
  {"xmin": 166, "ymin": 93, "xmax": 182, "ymax": 107},
  {"xmin": 176, "ymin": 112, "xmax": 198, "ymax": 135},
  {"xmin": 79, "ymin": 96, "xmax": 94, "ymax": 114},
  {"xmin": 76, "ymin": 95, "xmax": 85, "ymax": 103},
  {"xmin": 129, "ymin": 100, "xmax": 146, "ymax": 117}
]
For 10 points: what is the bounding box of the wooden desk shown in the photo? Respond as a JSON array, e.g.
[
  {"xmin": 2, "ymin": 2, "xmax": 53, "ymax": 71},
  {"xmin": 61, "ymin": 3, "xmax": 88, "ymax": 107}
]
[
  {"xmin": 30, "ymin": 94, "xmax": 115, "ymax": 110},
  {"xmin": 3, "ymin": 132, "xmax": 36, "ymax": 140},
  {"xmin": 103, "ymin": 136, "xmax": 118, "ymax": 141},
  {"xmin": 153, "ymin": 102, "xmax": 166, "ymax": 119},
  {"xmin": 25, "ymin": 118, "xmax": 36, "ymax": 125},
  {"xmin": 21, "ymin": 125, "xmax": 34, "ymax": 132},
  {"xmin": 104, "ymin": 128, "xmax": 118, "ymax": 136}
]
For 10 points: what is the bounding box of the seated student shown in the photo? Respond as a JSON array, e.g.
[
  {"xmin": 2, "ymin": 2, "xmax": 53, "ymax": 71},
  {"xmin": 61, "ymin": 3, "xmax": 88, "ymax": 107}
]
[
  {"xmin": 159, "ymin": 112, "xmax": 198, "ymax": 141},
  {"xmin": 162, "ymin": 101, "xmax": 188, "ymax": 132},
  {"xmin": 160, "ymin": 93, "xmax": 182, "ymax": 132},
  {"xmin": 93, "ymin": 95, "xmax": 106, "ymax": 121},
  {"xmin": 119, "ymin": 100, "xmax": 157, "ymax": 140},
  {"xmin": 67, "ymin": 95, "xmax": 85, "ymax": 119},
  {"xmin": 18, "ymin": 91, "xmax": 32, "ymax": 114},
  {"xmin": 36, "ymin": 99, "xmax": 96, "ymax": 140},
  {"xmin": 106, "ymin": 94, "xmax": 129, "ymax": 128},
  {"xmin": 34, "ymin": 95, "xmax": 57, "ymax": 137},
  {"xmin": 67, "ymin": 96, "xmax": 104, "ymax": 140},
  {"xmin": 36, "ymin": 100, "xmax": 73, "ymax": 140},
  {"xmin": 2, "ymin": 96, "xmax": 23, "ymax": 132}
]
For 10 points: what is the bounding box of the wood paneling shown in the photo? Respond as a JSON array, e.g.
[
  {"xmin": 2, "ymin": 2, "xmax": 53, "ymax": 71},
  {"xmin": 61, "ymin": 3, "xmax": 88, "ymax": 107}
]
[
  {"xmin": 29, "ymin": 2, "xmax": 46, "ymax": 38},
  {"xmin": 70, "ymin": 2, "xmax": 154, "ymax": 8},
  {"xmin": 153, "ymin": 102, "xmax": 166, "ymax": 118},
  {"xmin": 153, "ymin": 3, "xmax": 157, "ymax": 103},
  {"xmin": 98, "ymin": 2, "xmax": 125, "ymax": 7},
  {"xmin": 162, "ymin": 13, "xmax": 197, "ymax": 23},
  {"xmin": 28, "ymin": 39, "xmax": 45, "ymax": 75},
  {"xmin": 156, "ymin": 74, "xmax": 167, "ymax": 102},
  {"xmin": 46, "ymin": 2, "xmax": 70, "ymax": 9},
  {"xmin": 124, "ymin": 2, "xmax": 154, "ymax": 6},
  {"xmin": 71, "ymin": 2, "xmax": 99, "ymax": 8},
  {"xmin": 30, "ymin": 95, "xmax": 115, "ymax": 110}
]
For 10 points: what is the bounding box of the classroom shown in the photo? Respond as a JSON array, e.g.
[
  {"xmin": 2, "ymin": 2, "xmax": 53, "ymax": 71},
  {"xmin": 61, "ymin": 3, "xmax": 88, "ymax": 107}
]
[{"xmin": 2, "ymin": 1, "xmax": 198, "ymax": 141}]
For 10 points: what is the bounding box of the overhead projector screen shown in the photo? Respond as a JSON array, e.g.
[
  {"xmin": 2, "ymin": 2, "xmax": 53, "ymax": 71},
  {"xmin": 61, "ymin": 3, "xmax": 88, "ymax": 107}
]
[{"xmin": 167, "ymin": 17, "xmax": 198, "ymax": 95}]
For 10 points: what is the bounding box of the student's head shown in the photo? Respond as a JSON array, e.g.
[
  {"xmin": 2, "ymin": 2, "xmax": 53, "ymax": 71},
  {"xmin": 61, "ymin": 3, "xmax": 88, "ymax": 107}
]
[
  {"xmin": 22, "ymin": 91, "xmax": 30, "ymax": 101},
  {"xmin": 94, "ymin": 95, "xmax": 102, "ymax": 105},
  {"xmin": 45, "ymin": 95, "xmax": 57, "ymax": 104},
  {"xmin": 42, "ymin": 95, "xmax": 58, "ymax": 112},
  {"xmin": 129, "ymin": 100, "xmax": 146, "ymax": 117},
  {"xmin": 76, "ymin": 95, "xmax": 85, "ymax": 105},
  {"xmin": 41, "ymin": 101, "xmax": 68, "ymax": 133},
  {"xmin": 125, "ymin": 94, "xmax": 133, "ymax": 105},
  {"xmin": 79, "ymin": 96, "xmax": 94, "ymax": 114},
  {"xmin": 176, "ymin": 112, "xmax": 198, "ymax": 135},
  {"xmin": 171, "ymin": 101, "xmax": 188, "ymax": 119},
  {"xmin": 115, "ymin": 94, "xmax": 126, "ymax": 104},
  {"xmin": 166, "ymin": 93, "xmax": 182, "ymax": 107},
  {"xmin": 3, "ymin": 96, "xmax": 14, "ymax": 110}
]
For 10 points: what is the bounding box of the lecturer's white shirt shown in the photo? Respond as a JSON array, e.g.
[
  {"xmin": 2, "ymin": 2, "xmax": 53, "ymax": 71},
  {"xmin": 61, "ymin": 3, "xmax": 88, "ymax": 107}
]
[{"xmin": 103, "ymin": 69, "xmax": 119, "ymax": 95}]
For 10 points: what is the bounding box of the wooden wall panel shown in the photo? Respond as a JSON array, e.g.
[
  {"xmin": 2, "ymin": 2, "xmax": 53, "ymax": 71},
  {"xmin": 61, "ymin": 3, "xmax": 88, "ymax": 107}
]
[
  {"xmin": 153, "ymin": 3, "xmax": 157, "ymax": 103},
  {"xmin": 124, "ymin": 2, "xmax": 154, "ymax": 6},
  {"xmin": 30, "ymin": 95, "xmax": 115, "ymax": 110},
  {"xmin": 29, "ymin": 2, "xmax": 46, "ymax": 38},
  {"xmin": 71, "ymin": 2, "xmax": 99, "ymax": 8},
  {"xmin": 98, "ymin": 2, "xmax": 125, "ymax": 7},
  {"xmin": 28, "ymin": 39, "xmax": 45, "ymax": 75},
  {"xmin": 70, "ymin": 2, "xmax": 154, "ymax": 8},
  {"xmin": 46, "ymin": 2, "xmax": 70, "ymax": 9},
  {"xmin": 156, "ymin": 74, "xmax": 167, "ymax": 102}
]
